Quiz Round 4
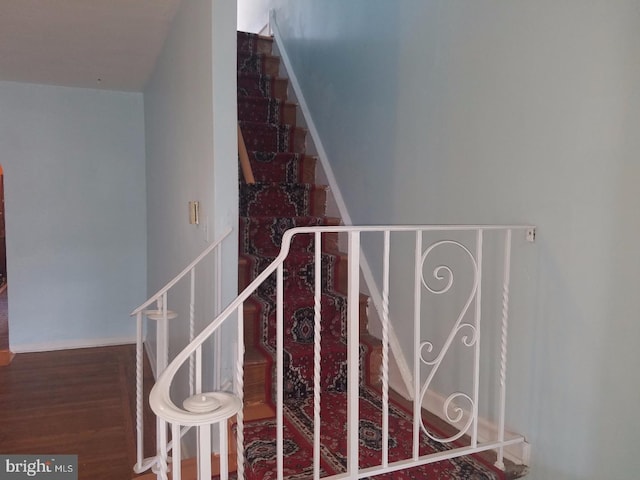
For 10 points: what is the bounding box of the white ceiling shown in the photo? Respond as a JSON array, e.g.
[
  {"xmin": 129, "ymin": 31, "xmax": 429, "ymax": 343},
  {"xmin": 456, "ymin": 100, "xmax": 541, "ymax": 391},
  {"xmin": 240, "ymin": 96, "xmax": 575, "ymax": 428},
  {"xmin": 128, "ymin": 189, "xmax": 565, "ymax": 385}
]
[{"xmin": 0, "ymin": 0, "xmax": 182, "ymax": 92}]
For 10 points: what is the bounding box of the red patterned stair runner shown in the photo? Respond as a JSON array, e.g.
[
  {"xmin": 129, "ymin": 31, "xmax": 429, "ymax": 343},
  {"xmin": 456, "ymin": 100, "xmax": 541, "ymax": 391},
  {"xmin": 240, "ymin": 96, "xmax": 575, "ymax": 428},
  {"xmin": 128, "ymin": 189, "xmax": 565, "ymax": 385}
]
[{"xmin": 235, "ymin": 31, "xmax": 511, "ymax": 480}]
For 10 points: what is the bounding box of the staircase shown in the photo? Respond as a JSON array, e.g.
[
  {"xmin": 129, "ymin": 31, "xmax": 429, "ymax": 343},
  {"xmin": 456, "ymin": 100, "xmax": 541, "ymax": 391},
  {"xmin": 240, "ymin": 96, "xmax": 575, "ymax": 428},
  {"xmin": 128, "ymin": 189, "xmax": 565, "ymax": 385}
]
[
  {"xmin": 237, "ymin": 31, "xmax": 381, "ymax": 408},
  {"xmin": 136, "ymin": 29, "xmax": 532, "ymax": 480},
  {"xmin": 232, "ymin": 31, "xmax": 525, "ymax": 480}
]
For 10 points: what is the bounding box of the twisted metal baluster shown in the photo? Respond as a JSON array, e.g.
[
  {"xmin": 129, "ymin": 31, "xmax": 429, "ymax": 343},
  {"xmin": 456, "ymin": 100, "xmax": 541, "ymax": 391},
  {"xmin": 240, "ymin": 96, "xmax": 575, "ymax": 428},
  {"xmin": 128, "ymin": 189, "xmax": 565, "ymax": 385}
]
[
  {"xmin": 189, "ymin": 268, "xmax": 195, "ymax": 396},
  {"xmin": 313, "ymin": 232, "xmax": 322, "ymax": 480},
  {"xmin": 381, "ymin": 230, "xmax": 390, "ymax": 467},
  {"xmin": 495, "ymin": 229, "xmax": 512, "ymax": 469},
  {"xmin": 135, "ymin": 311, "xmax": 144, "ymax": 470},
  {"xmin": 236, "ymin": 305, "xmax": 246, "ymax": 480},
  {"xmin": 158, "ymin": 418, "xmax": 169, "ymax": 480},
  {"xmin": 276, "ymin": 263, "xmax": 284, "ymax": 480}
]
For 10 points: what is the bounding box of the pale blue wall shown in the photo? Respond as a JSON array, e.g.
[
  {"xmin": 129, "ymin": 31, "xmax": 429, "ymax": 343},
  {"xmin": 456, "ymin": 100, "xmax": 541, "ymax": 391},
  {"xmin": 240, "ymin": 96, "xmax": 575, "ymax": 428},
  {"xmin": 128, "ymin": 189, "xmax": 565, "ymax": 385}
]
[
  {"xmin": 268, "ymin": 1, "xmax": 640, "ymax": 479},
  {"xmin": 0, "ymin": 81, "xmax": 147, "ymax": 351},
  {"xmin": 144, "ymin": 0, "xmax": 238, "ymax": 383}
]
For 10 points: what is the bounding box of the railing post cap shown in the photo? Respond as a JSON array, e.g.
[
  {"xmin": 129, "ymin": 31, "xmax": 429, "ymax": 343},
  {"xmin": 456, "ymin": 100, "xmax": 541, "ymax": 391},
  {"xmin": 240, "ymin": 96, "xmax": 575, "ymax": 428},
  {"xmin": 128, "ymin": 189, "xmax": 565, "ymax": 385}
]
[{"xmin": 144, "ymin": 309, "xmax": 178, "ymax": 321}]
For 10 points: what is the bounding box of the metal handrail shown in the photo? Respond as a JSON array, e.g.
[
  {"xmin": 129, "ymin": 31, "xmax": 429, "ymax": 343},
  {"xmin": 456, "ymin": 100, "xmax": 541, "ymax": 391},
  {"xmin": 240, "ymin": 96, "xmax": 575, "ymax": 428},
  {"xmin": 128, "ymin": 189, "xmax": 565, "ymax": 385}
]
[
  {"xmin": 131, "ymin": 226, "xmax": 233, "ymax": 316},
  {"xmin": 148, "ymin": 224, "xmax": 534, "ymax": 480},
  {"xmin": 131, "ymin": 226, "xmax": 232, "ymax": 475}
]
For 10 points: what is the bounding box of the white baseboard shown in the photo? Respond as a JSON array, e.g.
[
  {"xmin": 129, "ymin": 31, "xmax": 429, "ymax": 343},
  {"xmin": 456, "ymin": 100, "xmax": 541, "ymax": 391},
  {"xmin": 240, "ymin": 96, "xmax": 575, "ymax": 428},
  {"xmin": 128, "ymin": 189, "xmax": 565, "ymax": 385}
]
[
  {"xmin": 421, "ymin": 389, "xmax": 531, "ymax": 466},
  {"xmin": 258, "ymin": 22, "xmax": 270, "ymax": 36},
  {"xmin": 11, "ymin": 336, "xmax": 137, "ymax": 353}
]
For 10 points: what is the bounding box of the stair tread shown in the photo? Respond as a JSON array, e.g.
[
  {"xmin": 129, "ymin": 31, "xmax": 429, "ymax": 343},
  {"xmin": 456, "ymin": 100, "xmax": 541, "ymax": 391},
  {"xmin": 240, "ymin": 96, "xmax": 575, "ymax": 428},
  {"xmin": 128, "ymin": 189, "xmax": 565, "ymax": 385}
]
[
  {"xmin": 240, "ymin": 181, "xmax": 326, "ymax": 188},
  {"xmin": 248, "ymin": 151, "xmax": 315, "ymax": 159},
  {"xmin": 238, "ymin": 95, "xmax": 296, "ymax": 107},
  {"xmin": 237, "ymin": 72, "xmax": 284, "ymax": 81},
  {"xmin": 239, "ymin": 122, "xmax": 307, "ymax": 154},
  {"xmin": 238, "ymin": 52, "xmax": 281, "ymax": 76},
  {"xmin": 240, "ymin": 248, "xmax": 344, "ymax": 260},
  {"xmin": 237, "ymin": 52, "xmax": 279, "ymax": 60},
  {"xmin": 238, "ymin": 74, "xmax": 289, "ymax": 100},
  {"xmin": 239, "ymin": 120, "xmax": 306, "ymax": 131},
  {"xmin": 240, "ymin": 215, "xmax": 339, "ymax": 221}
]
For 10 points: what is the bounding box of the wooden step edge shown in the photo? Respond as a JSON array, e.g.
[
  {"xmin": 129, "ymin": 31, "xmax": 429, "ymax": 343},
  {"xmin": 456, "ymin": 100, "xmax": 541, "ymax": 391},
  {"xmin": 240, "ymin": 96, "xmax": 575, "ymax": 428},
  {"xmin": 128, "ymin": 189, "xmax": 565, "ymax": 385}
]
[
  {"xmin": 239, "ymin": 120, "xmax": 308, "ymax": 134},
  {"xmin": 238, "ymin": 215, "xmax": 342, "ymax": 226},
  {"xmin": 237, "ymin": 32, "xmax": 274, "ymax": 42},
  {"xmin": 238, "ymin": 96, "xmax": 298, "ymax": 109},
  {"xmin": 237, "ymin": 72, "xmax": 288, "ymax": 81},
  {"xmin": 238, "ymin": 182, "xmax": 327, "ymax": 191},
  {"xmin": 245, "ymin": 152, "xmax": 317, "ymax": 161},
  {"xmin": 244, "ymin": 343, "xmax": 268, "ymax": 365},
  {"xmin": 0, "ymin": 349, "xmax": 14, "ymax": 366},
  {"xmin": 361, "ymin": 333, "xmax": 383, "ymax": 386},
  {"xmin": 242, "ymin": 402, "xmax": 276, "ymax": 421},
  {"xmin": 250, "ymin": 33, "xmax": 274, "ymax": 42},
  {"xmin": 238, "ymin": 51, "xmax": 280, "ymax": 60},
  {"xmin": 133, "ymin": 452, "xmax": 238, "ymax": 480}
]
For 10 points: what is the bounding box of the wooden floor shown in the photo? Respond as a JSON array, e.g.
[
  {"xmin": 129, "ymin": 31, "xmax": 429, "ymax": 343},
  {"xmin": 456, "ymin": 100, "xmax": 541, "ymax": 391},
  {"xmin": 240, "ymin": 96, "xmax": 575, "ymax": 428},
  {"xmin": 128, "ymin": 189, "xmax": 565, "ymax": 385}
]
[
  {"xmin": 0, "ymin": 284, "xmax": 8, "ymax": 350},
  {"xmin": 0, "ymin": 344, "xmax": 145, "ymax": 480}
]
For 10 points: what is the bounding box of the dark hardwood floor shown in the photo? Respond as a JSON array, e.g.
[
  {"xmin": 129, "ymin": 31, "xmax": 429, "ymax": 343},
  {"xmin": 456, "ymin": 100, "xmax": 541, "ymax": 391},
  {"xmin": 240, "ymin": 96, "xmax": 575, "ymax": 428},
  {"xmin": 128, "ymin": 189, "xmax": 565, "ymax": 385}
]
[
  {"xmin": 0, "ymin": 284, "xmax": 8, "ymax": 350},
  {"xmin": 0, "ymin": 344, "xmax": 147, "ymax": 480}
]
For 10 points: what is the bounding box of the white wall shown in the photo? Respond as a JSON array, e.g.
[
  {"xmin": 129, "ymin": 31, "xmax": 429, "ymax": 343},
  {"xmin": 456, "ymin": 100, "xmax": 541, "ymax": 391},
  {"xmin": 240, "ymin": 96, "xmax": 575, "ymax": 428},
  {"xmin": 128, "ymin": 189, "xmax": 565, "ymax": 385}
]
[
  {"xmin": 268, "ymin": 1, "xmax": 640, "ymax": 478},
  {"xmin": 238, "ymin": 0, "xmax": 270, "ymax": 33},
  {"xmin": 144, "ymin": 0, "xmax": 238, "ymax": 388},
  {"xmin": 0, "ymin": 81, "xmax": 147, "ymax": 351}
]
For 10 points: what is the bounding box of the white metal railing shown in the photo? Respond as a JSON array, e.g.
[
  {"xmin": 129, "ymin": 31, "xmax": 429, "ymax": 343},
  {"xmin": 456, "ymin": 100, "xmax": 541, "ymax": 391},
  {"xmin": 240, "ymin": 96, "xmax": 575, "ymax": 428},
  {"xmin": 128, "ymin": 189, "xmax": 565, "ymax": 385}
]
[
  {"xmin": 131, "ymin": 226, "xmax": 232, "ymax": 475},
  {"xmin": 149, "ymin": 224, "xmax": 534, "ymax": 480}
]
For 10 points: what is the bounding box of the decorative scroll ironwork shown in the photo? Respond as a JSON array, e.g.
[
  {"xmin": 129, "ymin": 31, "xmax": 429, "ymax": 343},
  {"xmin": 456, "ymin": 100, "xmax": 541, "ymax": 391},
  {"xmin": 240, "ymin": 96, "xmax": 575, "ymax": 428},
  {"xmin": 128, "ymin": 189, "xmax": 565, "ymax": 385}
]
[{"xmin": 417, "ymin": 240, "xmax": 479, "ymax": 443}]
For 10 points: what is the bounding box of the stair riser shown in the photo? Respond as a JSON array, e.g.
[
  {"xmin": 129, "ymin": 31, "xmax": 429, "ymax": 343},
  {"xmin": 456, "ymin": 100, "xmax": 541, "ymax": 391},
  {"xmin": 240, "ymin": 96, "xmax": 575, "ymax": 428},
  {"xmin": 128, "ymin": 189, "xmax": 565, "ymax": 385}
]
[
  {"xmin": 243, "ymin": 337, "xmax": 381, "ymax": 406},
  {"xmin": 239, "ymin": 184, "xmax": 326, "ymax": 218},
  {"xmin": 248, "ymin": 153, "xmax": 316, "ymax": 184},
  {"xmin": 240, "ymin": 232, "xmax": 339, "ymax": 257},
  {"xmin": 243, "ymin": 295, "xmax": 369, "ymax": 348},
  {"xmin": 240, "ymin": 123, "xmax": 306, "ymax": 154},
  {"xmin": 237, "ymin": 33, "xmax": 273, "ymax": 55},
  {"xmin": 240, "ymin": 218, "xmax": 339, "ymax": 256},
  {"xmin": 238, "ymin": 74, "xmax": 288, "ymax": 100},
  {"xmin": 239, "ymin": 251, "xmax": 356, "ymax": 299},
  {"xmin": 238, "ymin": 98, "xmax": 296, "ymax": 125},
  {"xmin": 238, "ymin": 53, "xmax": 281, "ymax": 77},
  {"xmin": 240, "ymin": 252, "xmax": 342, "ymax": 291},
  {"xmin": 245, "ymin": 359, "xmax": 272, "ymax": 404},
  {"xmin": 271, "ymin": 341, "xmax": 380, "ymax": 400}
]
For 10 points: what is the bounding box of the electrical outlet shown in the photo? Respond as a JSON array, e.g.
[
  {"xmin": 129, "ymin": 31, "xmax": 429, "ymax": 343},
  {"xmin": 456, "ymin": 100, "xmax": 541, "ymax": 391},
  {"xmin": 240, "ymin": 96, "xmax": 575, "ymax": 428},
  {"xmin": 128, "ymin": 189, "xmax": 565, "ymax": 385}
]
[{"xmin": 526, "ymin": 227, "xmax": 536, "ymax": 243}]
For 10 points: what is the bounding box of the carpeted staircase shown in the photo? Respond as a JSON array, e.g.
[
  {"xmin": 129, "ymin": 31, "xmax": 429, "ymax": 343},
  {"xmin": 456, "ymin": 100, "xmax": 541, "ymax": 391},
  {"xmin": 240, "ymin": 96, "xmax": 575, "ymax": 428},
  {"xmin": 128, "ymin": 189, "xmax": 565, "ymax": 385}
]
[
  {"xmin": 235, "ymin": 31, "xmax": 519, "ymax": 480},
  {"xmin": 237, "ymin": 31, "xmax": 380, "ymax": 406}
]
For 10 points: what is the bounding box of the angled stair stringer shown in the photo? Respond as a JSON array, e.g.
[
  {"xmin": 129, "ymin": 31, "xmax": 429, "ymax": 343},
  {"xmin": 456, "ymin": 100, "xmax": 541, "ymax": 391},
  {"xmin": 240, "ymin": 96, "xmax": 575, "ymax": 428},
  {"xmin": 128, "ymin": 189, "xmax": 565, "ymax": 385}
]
[
  {"xmin": 267, "ymin": 15, "xmax": 415, "ymax": 400},
  {"xmin": 267, "ymin": 17, "xmax": 530, "ymax": 471}
]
